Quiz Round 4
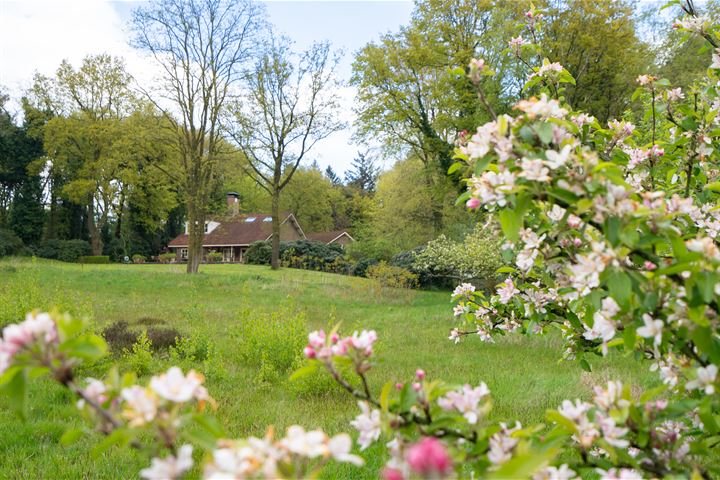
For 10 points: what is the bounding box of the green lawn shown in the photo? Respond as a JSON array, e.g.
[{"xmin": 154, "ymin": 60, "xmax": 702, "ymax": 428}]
[{"xmin": 0, "ymin": 258, "xmax": 657, "ymax": 478}]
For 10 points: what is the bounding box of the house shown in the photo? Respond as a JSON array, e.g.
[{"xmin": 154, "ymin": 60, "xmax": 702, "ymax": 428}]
[
  {"xmin": 307, "ymin": 230, "xmax": 355, "ymax": 247},
  {"xmin": 167, "ymin": 193, "xmax": 306, "ymax": 262}
]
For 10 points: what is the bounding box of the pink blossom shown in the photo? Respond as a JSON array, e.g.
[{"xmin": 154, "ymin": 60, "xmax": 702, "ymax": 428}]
[
  {"xmin": 304, "ymin": 346, "xmax": 316, "ymax": 359},
  {"xmin": 466, "ymin": 197, "xmax": 481, "ymax": 209},
  {"xmin": 406, "ymin": 438, "xmax": 453, "ymax": 477},
  {"xmin": 415, "ymin": 369, "xmax": 425, "ymax": 380},
  {"xmin": 308, "ymin": 330, "xmax": 326, "ymax": 349},
  {"xmin": 383, "ymin": 468, "xmax": 405, "ymax": 480}
]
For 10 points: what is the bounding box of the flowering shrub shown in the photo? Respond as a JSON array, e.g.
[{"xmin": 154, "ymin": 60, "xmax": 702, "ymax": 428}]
[
  {"xmin": 412, "ymin": 223, "xmax": 503, "ymax": 290},
  {"xmin": 366, "ymin": 261, "xmax": 419, "ymax": 289},
  {"xmin": 5, "ymin": 2, "xmax": 720, "ymax": 478}
]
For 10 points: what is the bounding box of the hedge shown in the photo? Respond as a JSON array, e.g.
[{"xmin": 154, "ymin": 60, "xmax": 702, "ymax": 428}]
[
  {"xmin": 78, "ymin": 256, "xmax": 110, "ymax": 264},
  {"xmin": 0, "ymin": 229, "xmax": 25, "ymax": 257},
  {"xmin": 36, "ymin": 239, "xmax": 92, "ymax": 263}
]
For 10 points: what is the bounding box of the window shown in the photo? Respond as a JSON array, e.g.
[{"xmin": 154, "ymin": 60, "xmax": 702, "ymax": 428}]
[
  {"xmin": 180, "ymin": 248, "xmax": 188, "ymax": 260},
  {"xmin": 204, "ymin": 223, "xmax": 209, "ymax": 233}
]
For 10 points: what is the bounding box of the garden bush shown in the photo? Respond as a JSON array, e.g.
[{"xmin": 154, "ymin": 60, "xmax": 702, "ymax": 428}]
[
  {"xmin": 158, "ymin": 252, "xmax": 175, "ymax": 263},
  {"xmin": 413, "ymin": 223, "xmax": 502, "ymax": 291},
  {"xmin": 351, "ymin": 257, "xmax": 378, "ymax": 277},
  {"xmin": 0, "ymin": 228, "xmax": 25, "ymax": 257},
  {"xmin": 102, "ymin": 320, "xmax": 139, "ymax": 353},
  {"xmin": 244, "ymin": 240, "xmax": 272, "ymax": 264},
  {"xmin": 36, "ymin": 239, "xmax": 91, "ymax": 262},
  {"xmin": 206, "ymin": 251, "xmax": 223, "ymax": 263},
  {"xmin": 78, "ymin": 255, "xmax": 110, "ymax": 264},
  {"xmin": 365, "ymin": 261, "xmax": 419, "ymax": 289},
  {"xmin": 146, "ymin": 326, "xmax": 181, "ymax": 350},
  {"xmin": 131, "ymin": 254, "xmax": 146, "ymax": 264}
]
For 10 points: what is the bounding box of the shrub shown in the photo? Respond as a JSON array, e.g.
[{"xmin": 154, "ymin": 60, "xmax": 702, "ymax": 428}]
[
  {"xmin": 132, "ymin": 254, "xmax": 146, "ymax": 264},
  {"xmin": 413, "ymin": 224, "xmax": 502, "ymax": 290},
  {"xmin": 235, "ymin": 307, "xmax": 306, "ymax": 377},
  {"xmin": 78, "ymin": 256, "xmax": 110, "ymax": 264},
  {"xmin": 245, "ymin": 241, "xmax": 272, "ymax": 264},
  {"xmin": 0, "ymin": 229, "xmax": 25, "ymax": 257},
  {"xmin": 287, "ymin": 356, "xmax": 342, "ymax": 398},
  {"xmin": 206, "ymin": 252, "xmax": 223, "ymax": 263},
  {"xmin": 102, "ymin": 320, "xmax": 139, "ymax": 353},
  {"xmin": 146, "ymin": 326, "xmax": 181, "ymax": 350},
  {"xmin": 122, "ymin": 331, "xmax": 153, "ymax": 376},
  {"xmin": 58, "ymin": 240, "xmax": 92, "ymax": 263},
  {"xmin": 158, "ymin": 253, "xmax": 176, "ymax": 264},
  {"xmin": 351, "ymin": 257, "xmax": 379, "ymax": 277},
  {"xmin": 366, "ymin": 261, "xmax": 419, "ymax": 289},
  {"xmin": 169, "ymin": 332, "xmax": 226, "ymax": 381}
]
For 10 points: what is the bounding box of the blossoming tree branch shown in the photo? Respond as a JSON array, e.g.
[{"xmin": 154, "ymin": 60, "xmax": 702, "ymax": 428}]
[{"xmin": 3, "ymin": 0, "xmax": 720, "ymax": 478}]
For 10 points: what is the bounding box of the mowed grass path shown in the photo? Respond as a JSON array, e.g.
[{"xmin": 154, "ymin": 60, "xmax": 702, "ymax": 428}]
[{"xmin": 0, "ymin": 259, "xmax": 657, "ymax": 478}]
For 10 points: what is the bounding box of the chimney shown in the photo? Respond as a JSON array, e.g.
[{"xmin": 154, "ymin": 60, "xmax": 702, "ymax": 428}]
[{"xmin": 226, "ymin": 192, "xmax": 239, "ymax": 216}]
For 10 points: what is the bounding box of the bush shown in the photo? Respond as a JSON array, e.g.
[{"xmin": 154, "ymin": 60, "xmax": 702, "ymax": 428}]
[
  {"xmin": 235, "ymin": 307, "xmax": 306, "ymax": 378},
  {"xmin": 245, "ymin": 241, "xmax": 272, "ymax": 264},
  {"xmin": 413, "ymin": 224, "xmax": 502, "ymax": 290},
  {"xmin": 169, "ymin": 332, "xmax": 226, "ymax": 381},
  {"xmin": 122, "ymin": 331, "xmax": 153, "ymax": 376},
  {"xmin": 102, "ymin": 321, "xmax": 139, "ymax": 353},
  {"xmin": 146, "ymin": 326, "xmax": 181, "ymax": 350},
  {"xmin": 0, "ymin": 229, "xmax": 25, "ymax": 257},
  {"xmin": 158, "ymin": 253, "xmax": 176, "ymax": 264},
  {"xmin": 132, "ymin": 254, "xmax": 146, "ymax": 264},
  {"xmin": 79, "ymin": 256, "xmax": 110, "ymax": 264},
  {"xmin": 37, "ymin": 239, "xmax": 91, "ymax": 262},
  {"xmin": 351, "ymin": 257, "xmax": 379, "ymax": 277},
  {"xmin": 366, "ymin": 261, "xmax": 419, "ymax": 289},
  {"xmin": 206, "ymin": 252, "xmax": 223, "ymax": 263}
]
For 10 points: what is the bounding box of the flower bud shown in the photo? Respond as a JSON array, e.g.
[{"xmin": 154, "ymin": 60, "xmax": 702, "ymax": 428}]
[
  {"xmin": 466, "ymin": 197, "xmax": 481, "ymax": 209},
  {"xmin": 415, "ymin": 369, "xmax": 426, "ymax": 380},
  {"xmin": 303, "ymin": 346, "xmax": 316, "ymax": 359}
]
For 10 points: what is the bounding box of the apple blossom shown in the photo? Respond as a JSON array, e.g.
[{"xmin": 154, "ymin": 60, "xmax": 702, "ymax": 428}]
[
  {"xmin": 150, "ymin": 367, "xmax": 206, "ymax": 403},
  {"xmin": 121, "ymin": 386, "xmax": 158, "ymax": 427},
  {"xmin": 686, "ymin": 364, "xmax": 718, "ymax": 394},
  {"xmin": 405, "ymin": 437, "xmax": 453, "ymax": 477},
  {"xmin": 350, "ymin": 401, "xmax": 382, "ymax": 450},
  {"xmin": 140, "ymin": 444, "xmax": 193, "ymax": 480},
  {"xmin": 636, "ymin": 314, "xmax": 663, "ymax": 347},
  {"xmin": 437, "ymin": 383, "xmax": 490, "ymax": 424}
]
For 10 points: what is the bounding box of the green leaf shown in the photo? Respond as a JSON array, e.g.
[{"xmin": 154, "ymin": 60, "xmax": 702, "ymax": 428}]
[
  {"xmin": 91, "ymin": 428, "xmax": 131, "ymax": 458},
  {"xmin": 447, "ymin": 161, "xmax": 464, "ymax": 175},
  {"xmin": 487, "ymin": 441, "xmax": 562, "ymax": 479},
  {"xmin": 60, "ymin": 428, "xmax": 84, "ymax": 447},
  {"xmin": 579, "ymin": 358, "xmax": 592, "ymax": 372},
  {"xmin": 380, "ymin": 381, "xmax": 393, "ymax": 412},
  {"xmin": 534, "ymin": 122, "xmax": 554, "ymax": 144},
  {"xmin": 289, "ymin": 361, "xmax": 319, "ymax": 382},
  {"xmin": 499, "ymin": 209, "xmax": 523, "ymax": 243},
  {"xmin": 60, "ymin": 334, "xmax": 108, "ymax": 361},
  {"xmin": 0, "ymin": 368, "xmax": 27, "ymax": 420},
  {"xmin": 606, "ymin": 271, "xmax": 632, "ymax": 309}
]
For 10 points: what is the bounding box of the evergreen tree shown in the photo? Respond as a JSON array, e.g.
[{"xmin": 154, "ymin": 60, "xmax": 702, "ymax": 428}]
[
  {"xmin": 324, "ymin": 165, "xmax": 341, "ymax": 186},
  {"xmin": 344, "ymin": 153, "xmax": 379, "ymax": 194}
]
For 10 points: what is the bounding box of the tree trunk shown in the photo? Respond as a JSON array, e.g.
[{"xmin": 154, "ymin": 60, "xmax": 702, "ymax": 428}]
[
  {"xmin": 271, "ymin": 191, "xmax": 280, "ymax": 270},
  {"xmin": 186, "ymin": 198, "xmax": 204, "ymax": 274},
  {"xmin": 87, "ymin": 200, "xmax": 103, "ymax": 255}
]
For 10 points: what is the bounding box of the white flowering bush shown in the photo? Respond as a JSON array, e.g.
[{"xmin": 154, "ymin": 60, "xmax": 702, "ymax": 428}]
[{"xmin": 5, "ymin": 1, "xmax": 720, "ymax": 478}]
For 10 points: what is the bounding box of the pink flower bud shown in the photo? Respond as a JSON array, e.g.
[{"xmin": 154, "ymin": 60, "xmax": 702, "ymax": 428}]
[
  {"xmin": 644, "ymin": 261, "xmax": 657, "ymax": 271},
  {"xmin": 395, "ymin": 383, "xmax": 404, "ymax": 390},
  {"xmin": 383, "ymin": 468, "xmax": 405, "ymax": 480},
  {"xmin": 415, "ymin": 369, "xmax": 426, "ymax": 380},
  {"xmin": 406, "ymin": 437, "xmax": 453, "ymax": 476},
  {"xmin": 572, "ymin": 238, "xmax": 582, "ymax": 247},
  {"xmin": 412, "ymin": 382, "xmax": 422, "ymax": 392},
  {"xmin": 330, "ymin": 333, "xmax": 339, "ymax": 344},
  {"xmin": 303, "ymin": 346, "xmax": 316, "ymax": 359},
  {"xmin": 466, "ymin": 197, "xmax": 481, "ymax": 209}
]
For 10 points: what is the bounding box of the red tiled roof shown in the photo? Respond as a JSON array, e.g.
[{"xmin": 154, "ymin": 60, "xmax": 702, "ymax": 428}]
[
  {"xmin": 307, "ymin": 230, "xmax": 355, "ymax": 244},
  {"xmin": 168, "ymin": 213, "xmax": 298, "ymax": 247}
]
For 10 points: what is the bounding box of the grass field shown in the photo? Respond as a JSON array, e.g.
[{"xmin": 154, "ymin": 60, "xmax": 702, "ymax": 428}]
[{"xmin": 0, "ymin": 258, "xmax": 658, "ymax": 478}]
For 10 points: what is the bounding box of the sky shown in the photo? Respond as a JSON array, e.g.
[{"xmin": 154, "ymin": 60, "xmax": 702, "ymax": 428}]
[{"xmin": 0, "ymin": 0, "xmax": 414, "ymax": 174}]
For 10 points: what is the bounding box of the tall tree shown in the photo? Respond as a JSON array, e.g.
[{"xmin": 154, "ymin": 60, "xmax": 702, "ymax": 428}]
[
  {"xmin": 35, "ymin": 55, "xmax": 135, "ymax": 254},
  {"xmin": 344, "ymin": 152, "xmax": 379, "ymax": 194},
  {"xmin": 229, "ymin": 36, "xmax": 344, "ymax": 269},
  {"xmin": 130, "ymin": 0, "xmax": 263, "ymax": 273},
  {"xmin": 540, "ymin": 0, "xmax": 652, "ymax": 122},
  {"xmin": 324, "ymin": 165, "xmax": 341, "ymax": 186}
]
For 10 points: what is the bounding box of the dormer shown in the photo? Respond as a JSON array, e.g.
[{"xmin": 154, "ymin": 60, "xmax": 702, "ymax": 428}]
[{"xmin": 184, "ymin": 221, "xmax": 221, "ymax": 234}]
